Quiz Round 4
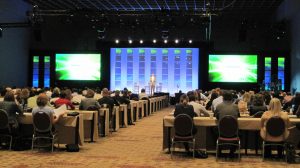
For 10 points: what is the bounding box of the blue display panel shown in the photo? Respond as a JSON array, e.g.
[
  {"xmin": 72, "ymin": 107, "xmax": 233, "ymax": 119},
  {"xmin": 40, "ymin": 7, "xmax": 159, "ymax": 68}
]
[
  {"xmin": 32, "ymin": 56, "xmax": 39, "ymax": 87},
  {"xmin": 278, "ymin": 57, "xmax": 285, "ymax": 90},
  {"xmin": 110, "ymin": 48, "xmax": 199, "ymax": 94},
  {"xmin": 44, "ymin": 56, "xmax": 50, "ymax": 87},
  {"xmin": 264, "ymin": 57, "xmax": 271, "ymax": 90}
]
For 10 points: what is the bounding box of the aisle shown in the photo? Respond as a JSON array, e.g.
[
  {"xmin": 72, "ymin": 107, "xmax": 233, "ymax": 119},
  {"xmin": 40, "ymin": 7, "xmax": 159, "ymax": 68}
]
[{"xmin": 0, "ymin": 107, "xmax": 290, "ymax": 168}]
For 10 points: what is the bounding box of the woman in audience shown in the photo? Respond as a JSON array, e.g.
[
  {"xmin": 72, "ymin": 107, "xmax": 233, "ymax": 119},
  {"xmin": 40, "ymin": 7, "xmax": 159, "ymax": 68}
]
[
  {"xmin": 32, "ymin": 93, "xmax": 64, "ymax": 124},
  {"xmin": 51, "ymin": 87, "xmax": 60, "ymax": 98},
  {"xmin": 263, "ymin": 91, "xmax": 272, "ymax": 107},
  {"xmin": 0, "ymin": 91, "xmax": 23, "ymax": 133},
  {"xmin": 79, "ymin": 89, "xmax": 100, "ymax": 110},
  {"xmin": 238, "ymin": 92, "xmax": 251, "ymax": 113},
  {"xmin": 205, "ymin": 91, "xmax": 218, "ymax": 110},
  {"xmin": 174, "ymin": 94, "xmax": 196, "ymax": 153},
  {"xmin": 54, "ymin": 90, "xmax": 75, "ymax": 110},
  {"xmin": 260, "ymin": 98, "xmax": 290, "ymax": 158},
  {"xmin": 249, "ymin": 94, "xmax": 268, "ymax": 116}
]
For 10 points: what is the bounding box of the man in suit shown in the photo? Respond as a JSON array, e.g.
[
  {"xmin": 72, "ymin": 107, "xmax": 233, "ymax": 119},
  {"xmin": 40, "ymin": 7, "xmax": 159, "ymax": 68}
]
[{"xmin": 98, "ymin": 88, "xmax": 115, "ymax": 130}]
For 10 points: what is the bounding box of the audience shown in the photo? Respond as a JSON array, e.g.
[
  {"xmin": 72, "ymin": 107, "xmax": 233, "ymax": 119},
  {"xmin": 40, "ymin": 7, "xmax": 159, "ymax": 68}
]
[
  {"xmin": 139, "ymin": 88, "xmax": 148, "ymax": 100},
  {"xmin": 0, "ymin": 91, "xmax": 23, "ymax": 134},
  {"xmin": 79, "ymin": 89, "xmax": 101, "ymax": 110},
  {"xmin": 32, "ymin": 93, "xmax": 64, "ymax": 124},
  {"xmin": 214, "ymin": 90, "xmax": 240, "ymax": 157},
  {"xmin": 174, "ymin": 94, "xmax": 197, "ymax": 153},
  {"xmin": 54, "ymin": 90, "xmax": 75, "ymax": 110},
  {"xmin": 187, "ymin": 91, "xmax": 209, "ymax": 117},
  {"xmin": 260, "ymin": 98, "xmax": 290, "ymax": 158},
  {"xmin": 249, "ymin": 94, "xmax": 268, "ymax": 116}
]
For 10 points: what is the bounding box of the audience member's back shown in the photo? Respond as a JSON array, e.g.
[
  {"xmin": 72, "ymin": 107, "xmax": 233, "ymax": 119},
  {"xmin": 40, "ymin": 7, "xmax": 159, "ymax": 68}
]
[{"xmin": 215, "ymin": 90, "xmax": 239, "ymax": 120}]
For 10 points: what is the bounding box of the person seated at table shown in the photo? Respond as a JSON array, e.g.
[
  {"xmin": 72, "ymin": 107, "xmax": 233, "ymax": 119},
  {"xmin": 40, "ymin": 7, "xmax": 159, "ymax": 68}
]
[
  {"xmin": 260, "ymin": 98, "xmax": 290, "ymax": 158},
  {"xmin": 205, "ymin": 91, "xmax": 218, "ymax": 110},
  {"xmin": 15, "ymin": 88, "xmax": 30, "ymax": 110},
  {"xmin": 79, "ymin": 89, "xmax": 100, "ymax": 110},
  {"xmin": 139, "ymin": 88, "xmax": 148, "ymax": 100},
  {"xmin": 51, "ymin": 87, "xmax": 60, "ymax": 98},
  {"xmin": 0, "ymin": 91, "xmax": 23, "ymax": 135},
  {"xmin": 33, "ymin": 93, "xmax": 64, "ymax": 124},
  {"xmin": 214, "ymin": 90, "xmax": 240, "ymax": 157},
  {"xmin": 249, "ymin": 94, "xmax": 268, "ymax": 116},
  {"xmin": 174, "ymin": 94, "xmax": 197, "ymax": 152},
  {"xmin": 98, "ymin": 88, "xmax": 115, "ymax": 126},
  {"xmin": 128, "ymin": 91, "xmax": 139, "ymax": 101},
  {"xmin": 187, "ymin": 91, "xmax": 209, "ymax": 117},
  {"xmin": 116, "ymin": 90, "xmax": 134, "ymax": 125},
  {"xmin": 212, "ymin": 89, "xmax": 224, "ymax": 112},
  {"xmin": 237, "ymin": 92, "xmax": 251, "ymax": 113},
  {"xmin": 54, "ymin": 90, "xmax": 75, "ymax": 110}
]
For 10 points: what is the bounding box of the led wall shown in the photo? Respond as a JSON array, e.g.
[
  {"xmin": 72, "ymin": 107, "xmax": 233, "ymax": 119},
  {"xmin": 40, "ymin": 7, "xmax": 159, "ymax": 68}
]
[
  {"xmin": 32, "ymin": 56, "xmax": 39, "ymax": 87},
  {"xmin": 208, "ymin": 55, "xmax": 258, "ymax": 83},
  {"xmin": 278, "ymin": 57, "xmax": 285, "ymax": 90},
  {"xmin": 110, "ymin": 48, "xmax": 199, "ymax": 94},
  {"xmin": 264, "ymin": 57, "xmax": 272, "ymax": 90},
  {"xmin": 55, "ymin": 54, "xmax": 101, "ymax": 80}
]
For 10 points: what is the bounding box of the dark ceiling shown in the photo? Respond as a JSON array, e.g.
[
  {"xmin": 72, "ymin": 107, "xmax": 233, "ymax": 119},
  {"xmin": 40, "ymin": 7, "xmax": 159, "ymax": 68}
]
[{"xmin": 25, "ymin": 0, "xmax": 284, "ymax": 18}]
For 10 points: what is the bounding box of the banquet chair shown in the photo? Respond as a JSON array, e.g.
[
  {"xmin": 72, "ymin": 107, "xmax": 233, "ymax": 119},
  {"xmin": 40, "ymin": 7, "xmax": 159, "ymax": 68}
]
[
  {"xmin": 216, "ymin": 115, "xmax": 241, "ymax": 161},
  {"xmin": 32, "ymin": 111, "xmax": 58, "ymax": 152},
  {"xmin": 171, "ymin": 114, "xmax": 195, "ymax": 158},
  {"xmin": 0, "ymin": 109, "xmax": 13, "ymax": 150},
  {"xmin": 262, "ymin": 116, "xmax": 287, "ymax": 161}
]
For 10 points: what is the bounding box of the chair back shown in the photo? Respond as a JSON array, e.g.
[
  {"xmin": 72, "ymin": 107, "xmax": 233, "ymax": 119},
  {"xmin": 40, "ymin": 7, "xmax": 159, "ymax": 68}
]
[
  {"xmin": 218, "ymin": 115, "xmax": 238, "ymax": 138},
  {"xmin": 252, "ymin": 111, "xmax": 264, "ymax": 118},
  {"xmin": 266, "ymin": 116, "xmax": 285, "ymax": 137},
  {"xmin": 174, "ymin": 114, "xmax": 193, "ymax": 136},
  {"xmin": 0, "ymin": 109, "xmax": 9, "ymax": 129},
  {"xmin": 33, "ymin": 111, "xmax": 52, "ymax": 133}
]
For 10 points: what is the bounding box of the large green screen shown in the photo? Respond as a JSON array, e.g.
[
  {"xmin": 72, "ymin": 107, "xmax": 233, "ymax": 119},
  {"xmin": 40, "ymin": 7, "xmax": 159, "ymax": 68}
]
[
  {"xmin": 209, "ymin": 54, "xmax": 257, "ymax": 82},
  {"xmin": 55, "ymin": 54, "xmax": 101, "ymax": 80}
]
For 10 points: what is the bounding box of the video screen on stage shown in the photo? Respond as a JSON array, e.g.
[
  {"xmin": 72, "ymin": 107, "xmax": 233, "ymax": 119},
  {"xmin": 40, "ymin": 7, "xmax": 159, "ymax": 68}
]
[
  {"xmin": 110, "ymin": 48, "xmax": 199, "ymax": 94},
  {"xmin": 209, "ymin": 54, "xmax": 257, "ymax": 83},
  {"xmin": 55, "ymin": 53, "xmax": 101, "ymax": 80}
]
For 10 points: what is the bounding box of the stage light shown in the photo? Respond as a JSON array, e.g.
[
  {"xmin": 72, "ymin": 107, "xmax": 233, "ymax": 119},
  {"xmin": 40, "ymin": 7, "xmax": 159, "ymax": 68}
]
[
  {"xmin": 140, "ymin": 40, "xmax": 143, "ymax": 44},
  {"xmin": 115, "ymin": 39, "xmax": 119, "ymax": 44},
  {"xmin": 164, "ymin": 39, "xmax": 168, "ymax": 44},
  {"xmin": 153, "ymin": 39, "xmax": 157, "ymax": 43},
  {"xmin": 189, "ymin": 40, "xmax": 193, "ymax": 44},
  {"xmin": 175, "ymin": 39, "xmax": 179, "ymax": 44},
  {"xmin": 129, "ymin": 39, "xmax": 133, "ymax": 44}
]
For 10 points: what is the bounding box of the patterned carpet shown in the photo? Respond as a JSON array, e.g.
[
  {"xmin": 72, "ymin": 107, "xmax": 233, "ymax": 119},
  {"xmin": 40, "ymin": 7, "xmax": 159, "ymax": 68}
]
[{"xmin": 0, "ymin": 107, "xmax": 298, "ymax": 168}]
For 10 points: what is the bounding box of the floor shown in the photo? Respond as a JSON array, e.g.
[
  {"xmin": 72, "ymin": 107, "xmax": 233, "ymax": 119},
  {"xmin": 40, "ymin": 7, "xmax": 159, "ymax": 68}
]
[{"xmin": 0, "ymin": 107, "xmax": 297, "ymax": 168}]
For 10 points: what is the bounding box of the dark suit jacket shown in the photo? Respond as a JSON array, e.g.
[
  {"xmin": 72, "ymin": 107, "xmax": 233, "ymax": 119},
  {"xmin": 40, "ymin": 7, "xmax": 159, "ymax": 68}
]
[
  {"xmin": 215, "ymin": 101, "xmax": 240, "ymax": 121},
  {"xmin": 174, "ymin": 104, "xmax": 196, "ymax": 119},
  {"xmin": 0, "ymin": 101, "xmax": 23, "ymax": 124},
  {"xmin": 174, "ymin": 104, "xmax": 196, "ymax": 135}
]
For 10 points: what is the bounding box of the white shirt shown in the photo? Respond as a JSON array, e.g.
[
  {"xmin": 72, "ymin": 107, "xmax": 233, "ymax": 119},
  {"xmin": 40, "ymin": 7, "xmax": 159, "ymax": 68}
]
[
  {"xmin": 212, "ymin": 96, "xmax": 223, "ymax": 112},
  {"xmin": 139, "ymin": 92, "xmax": 148, "ymax": 99},
  {"xmin": 188, "ymin": 101, "xmax": 210, "ymax": 117}
]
